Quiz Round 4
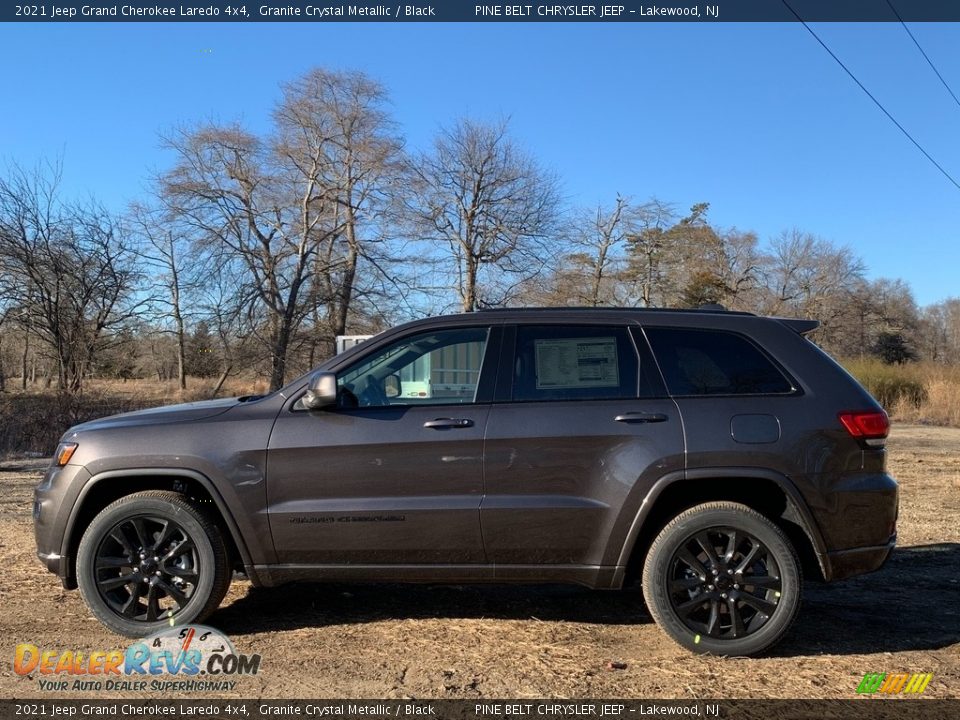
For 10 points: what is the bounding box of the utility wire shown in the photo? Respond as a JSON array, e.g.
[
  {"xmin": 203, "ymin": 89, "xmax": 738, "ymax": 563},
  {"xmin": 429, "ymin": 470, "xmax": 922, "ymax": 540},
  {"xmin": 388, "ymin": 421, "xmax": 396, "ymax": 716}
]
[
  {"xmin": 885, "ymin": 0, "xmax": 960, "ymax": 111},
  {"xmin": 781, "ymin": 0, "xmax": 960, "ymax": 192}
]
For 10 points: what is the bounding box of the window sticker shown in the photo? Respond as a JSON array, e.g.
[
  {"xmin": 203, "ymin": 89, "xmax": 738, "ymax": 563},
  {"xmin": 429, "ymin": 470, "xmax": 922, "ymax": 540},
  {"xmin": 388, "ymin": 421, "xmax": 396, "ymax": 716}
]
[{"xmin": 534, "ymin": 337, "xmax": 619, "ymax": 389}]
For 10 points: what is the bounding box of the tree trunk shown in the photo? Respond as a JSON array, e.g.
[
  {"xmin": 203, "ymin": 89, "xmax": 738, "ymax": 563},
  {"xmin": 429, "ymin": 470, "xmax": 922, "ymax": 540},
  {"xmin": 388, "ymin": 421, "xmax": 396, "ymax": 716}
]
[
  {"xmin": 269, "ymin": 319, "xmax": 293, "ymax": 392},
  {"xmin": 20, "ymin": 329, "xmax": 29, "ymax": 390},
  {"xmin": 463, "ymin": 253, "xmax": 478, "ymax": 312},
  {"xmin": 170, "ymin": 238, "xmax": 187, "ymax": 391},
  {"xmin": 210, "ymin": 364, "xmax": 233, "ymax": 398}
]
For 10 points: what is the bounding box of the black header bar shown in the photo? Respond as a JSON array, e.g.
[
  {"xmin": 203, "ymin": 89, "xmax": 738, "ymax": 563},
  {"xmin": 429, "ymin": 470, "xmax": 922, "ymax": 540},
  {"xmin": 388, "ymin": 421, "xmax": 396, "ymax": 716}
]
[
  {"xmin": 2, "ymin": 699, "xmax": 959, "ymax": 719},
  {"xmin": 8, "ymin": 0, "xmax": 960, "ymax": 23}
]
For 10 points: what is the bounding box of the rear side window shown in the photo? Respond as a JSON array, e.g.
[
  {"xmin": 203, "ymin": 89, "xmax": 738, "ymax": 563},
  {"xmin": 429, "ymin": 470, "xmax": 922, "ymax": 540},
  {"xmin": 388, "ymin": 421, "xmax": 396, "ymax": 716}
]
[
  {"xmin": 512, "ymin": 325, "xmax": 641, "ymax": 401},
  {"xmin": 644, "ymin": 327, "xmax": 794, "ymax": 396}
]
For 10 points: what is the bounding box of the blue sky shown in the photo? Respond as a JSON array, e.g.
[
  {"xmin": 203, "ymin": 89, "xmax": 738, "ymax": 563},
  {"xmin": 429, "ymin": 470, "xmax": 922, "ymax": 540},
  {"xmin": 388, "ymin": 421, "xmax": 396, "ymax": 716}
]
[{"xmin": 2, "ymin": 21, "xmax": 959, "ymax": 306}]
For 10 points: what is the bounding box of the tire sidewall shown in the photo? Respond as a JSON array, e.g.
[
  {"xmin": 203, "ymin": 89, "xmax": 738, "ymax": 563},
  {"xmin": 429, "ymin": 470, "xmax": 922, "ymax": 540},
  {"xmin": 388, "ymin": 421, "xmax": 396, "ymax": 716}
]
[
  {"xmin": 77, "ymin": 496, "xmax": 218, "ymax": 637},
  {"xmin": 644, "ymin": 506, "xmax": 801, "ymax": 656}
]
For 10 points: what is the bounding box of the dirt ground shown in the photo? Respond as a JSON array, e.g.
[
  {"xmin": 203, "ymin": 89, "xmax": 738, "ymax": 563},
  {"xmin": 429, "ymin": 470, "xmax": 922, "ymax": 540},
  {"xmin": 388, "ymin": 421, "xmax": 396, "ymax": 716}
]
[{"xmin": 1, "ymin": 423, "xmax": 958, "ymax": 700}]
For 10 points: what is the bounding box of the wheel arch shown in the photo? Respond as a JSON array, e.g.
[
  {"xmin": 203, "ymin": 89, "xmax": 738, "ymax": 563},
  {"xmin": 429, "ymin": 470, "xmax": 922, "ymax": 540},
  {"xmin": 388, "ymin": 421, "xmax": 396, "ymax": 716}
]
[
  {"xmin": 62, "ymin": 469, "xmax": 259, "ymax": 588},
  {"xmin": 616, "ymin": 468, "xmax": 829, "ymax": 585}
]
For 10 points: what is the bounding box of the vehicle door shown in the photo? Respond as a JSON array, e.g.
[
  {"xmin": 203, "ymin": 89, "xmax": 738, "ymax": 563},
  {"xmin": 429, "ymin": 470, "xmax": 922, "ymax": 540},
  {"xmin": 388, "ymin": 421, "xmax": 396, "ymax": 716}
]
[
  {"xmin": 480, "ymin": 323, "xmax": 685, "ymax": 571},
  {"xmin": 267, "ymin": 324, "xmax": 499, "ymax": 565}
]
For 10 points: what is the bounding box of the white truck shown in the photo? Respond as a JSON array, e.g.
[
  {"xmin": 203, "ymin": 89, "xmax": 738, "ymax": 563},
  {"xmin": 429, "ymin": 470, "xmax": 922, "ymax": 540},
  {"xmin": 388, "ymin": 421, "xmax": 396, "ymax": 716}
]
[{"xmin": 335, "ymin": 334, "xmax": 477, "ymax": 401}]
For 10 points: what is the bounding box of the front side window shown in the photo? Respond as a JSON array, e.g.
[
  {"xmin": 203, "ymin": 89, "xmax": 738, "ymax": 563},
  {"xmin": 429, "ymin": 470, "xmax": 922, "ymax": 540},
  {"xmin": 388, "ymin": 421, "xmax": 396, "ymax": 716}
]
[
  {"xmin": 512, "ymin": 325, "xmax": 639, "ymax": 402},
  {"xmin": 644, "ymin": 327, "xmax": 794, "ymax": 396},
  {"xmin": 337, "ymin": 327, "xmax": 489, "ymax": 407}
]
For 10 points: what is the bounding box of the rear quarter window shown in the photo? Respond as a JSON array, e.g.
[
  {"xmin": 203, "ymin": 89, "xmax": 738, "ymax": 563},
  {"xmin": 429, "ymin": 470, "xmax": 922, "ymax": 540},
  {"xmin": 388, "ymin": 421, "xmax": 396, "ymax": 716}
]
[{"xmin": 644, "ymin": 327, "xmax": 795, "ymax": 396}]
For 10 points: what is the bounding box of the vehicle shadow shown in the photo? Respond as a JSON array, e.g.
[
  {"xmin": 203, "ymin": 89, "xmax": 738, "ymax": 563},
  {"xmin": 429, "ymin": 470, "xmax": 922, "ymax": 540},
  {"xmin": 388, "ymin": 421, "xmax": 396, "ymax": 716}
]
[
  {"xmin": 213, "ymin": 543, "xmax": 960, "ymax": 656},
  {"xmin": 214, "ymin": 580, "xmax": 651, "ymax": 634},
  {"xmin": 773, "ymin": 542, "xmax": 960, "ymax": 656}
]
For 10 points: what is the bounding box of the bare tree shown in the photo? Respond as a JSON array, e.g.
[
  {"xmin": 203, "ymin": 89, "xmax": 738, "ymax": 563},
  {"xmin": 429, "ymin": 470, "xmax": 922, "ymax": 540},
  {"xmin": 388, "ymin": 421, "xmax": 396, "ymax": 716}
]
[
  {"xmin": 920, "ymin": 297, "xmax": 960, "ymax": 362},
  {"xmin": 161, "ymin": 122, "xmax": 333, "ymax": 391},
  {"xmin": 0, "ymin": 162, "xmax": 138, "ymax": 394},
  {"xmin": 128, "ymin": 202, "xmax": 196, "ymax": 390},
  {"xmin": 756, "ymin": 230, "xmax": 866, "ymax": 351},
  {"xmin": 162, "ymin": 69, "xmax": 405, "ymax": 389},
  {"xmin": 623, "ymin": 199, "xmax": 679, "ymax": 307},
  {"xmin": 198, "ymin": 252, "xmax": 259, "ymax": 397},
  {"xmin": 274, "ymin": 69, "xmax": 405, "ymax": 357},
  {"xmin": 570, "ymin": 195, "xmax": 633, "ymax": 306},
  {"xmin": 406, "ymin": 118, "xmax": 561, "ymax": 311}
]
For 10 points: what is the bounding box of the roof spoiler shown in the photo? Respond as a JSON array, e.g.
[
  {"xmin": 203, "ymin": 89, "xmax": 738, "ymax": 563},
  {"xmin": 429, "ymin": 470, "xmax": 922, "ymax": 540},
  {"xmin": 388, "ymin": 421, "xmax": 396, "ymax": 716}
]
[{"xmin": 777, "ymin": 317, "xmax": 820, "ymax": 335}]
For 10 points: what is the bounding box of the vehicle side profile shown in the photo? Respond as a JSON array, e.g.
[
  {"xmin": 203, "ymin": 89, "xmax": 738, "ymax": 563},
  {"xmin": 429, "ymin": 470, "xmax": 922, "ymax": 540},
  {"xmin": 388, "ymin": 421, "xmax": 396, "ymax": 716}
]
[{"xmin": 34, "ymin": 307, "xmax": 898, "ymax": 655}]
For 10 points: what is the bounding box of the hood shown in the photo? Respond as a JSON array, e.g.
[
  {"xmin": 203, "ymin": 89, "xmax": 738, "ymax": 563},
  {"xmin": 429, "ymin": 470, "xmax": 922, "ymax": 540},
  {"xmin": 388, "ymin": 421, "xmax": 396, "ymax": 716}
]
[{"xmin": 65, "ymin": 397, "xmax": 242, "ymax": 435}]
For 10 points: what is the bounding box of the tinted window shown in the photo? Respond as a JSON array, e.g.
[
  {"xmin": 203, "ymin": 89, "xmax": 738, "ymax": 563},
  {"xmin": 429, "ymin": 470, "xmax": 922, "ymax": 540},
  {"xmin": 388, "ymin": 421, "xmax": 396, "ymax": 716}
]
[
  {"xmin": 645, "ymin": 327, "xmax": 794, "ymax": 396},
  {"xmin": 512, "ymin": 326, "xmax": 640, "ymax": 401},
  {"xmin": 338, "ymin": 327, "xmax": 489, "ymax": 407}
]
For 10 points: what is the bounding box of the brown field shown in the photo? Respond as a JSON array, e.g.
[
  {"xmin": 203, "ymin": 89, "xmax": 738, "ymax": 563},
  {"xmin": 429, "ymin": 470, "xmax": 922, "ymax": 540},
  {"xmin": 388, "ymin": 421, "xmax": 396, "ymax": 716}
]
[{"xmin": 0, "ymin": 424, "xmax": 958, "ymax": 700}]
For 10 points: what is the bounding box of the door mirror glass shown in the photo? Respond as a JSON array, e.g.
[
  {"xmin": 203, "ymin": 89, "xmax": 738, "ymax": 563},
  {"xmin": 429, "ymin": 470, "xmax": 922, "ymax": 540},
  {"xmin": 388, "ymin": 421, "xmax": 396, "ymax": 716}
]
[
  {"xmin": 384, "ymin": 374, "xmax": 401, "ymax": 399},
  {"xmin": 303, "ymin": 371, "xmax": 338, "ymax": 410}
]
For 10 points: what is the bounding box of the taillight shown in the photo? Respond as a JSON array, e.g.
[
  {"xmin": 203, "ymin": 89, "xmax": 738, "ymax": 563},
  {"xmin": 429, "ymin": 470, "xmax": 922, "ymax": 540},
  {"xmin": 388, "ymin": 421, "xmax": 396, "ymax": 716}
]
[{"xmin": 838, "ymin": 411, "xmax": 889, "ymax": 446}]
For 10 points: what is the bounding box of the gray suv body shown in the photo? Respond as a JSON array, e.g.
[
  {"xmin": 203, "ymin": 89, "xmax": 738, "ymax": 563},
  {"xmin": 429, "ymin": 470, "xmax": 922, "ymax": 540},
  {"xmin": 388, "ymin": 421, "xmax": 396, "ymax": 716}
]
[{"xmin": 34, "ymin": 308, "xmax": 898, "ymax": 655}]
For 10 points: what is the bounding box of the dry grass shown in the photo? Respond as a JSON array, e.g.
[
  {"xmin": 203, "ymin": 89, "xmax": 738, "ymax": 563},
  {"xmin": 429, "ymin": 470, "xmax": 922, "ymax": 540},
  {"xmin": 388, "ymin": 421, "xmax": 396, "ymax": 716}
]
[
  {"xmin": 893, "ymin": 368, "xmax": 960, "ymax": 426},
  {"xmin": 74, "ymin": 376, "xmax": 270, "ymax": 403},
  {"xmin": 842, "ymin": 359, "xmax": 960, "ymax": 427},
  {"xmin": 0, "ymin": 377, "xmax": 269, "ymax": 456}
]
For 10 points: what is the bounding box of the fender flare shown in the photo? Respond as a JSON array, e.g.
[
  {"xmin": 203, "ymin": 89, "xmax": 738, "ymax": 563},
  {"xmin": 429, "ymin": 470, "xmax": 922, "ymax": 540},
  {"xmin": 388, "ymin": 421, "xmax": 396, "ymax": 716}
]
[
  {"xmin": 62, "ymin": 467, "xmax": 260, "ymax": 585},
  {"xmin": 614, "ymin": 466, "xmax": 830, "ymax": 580}
]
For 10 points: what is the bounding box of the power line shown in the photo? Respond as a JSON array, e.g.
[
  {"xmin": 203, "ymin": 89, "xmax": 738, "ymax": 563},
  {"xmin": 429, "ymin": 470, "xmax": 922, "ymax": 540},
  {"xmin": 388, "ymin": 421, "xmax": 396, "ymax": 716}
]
[
  {"xmin": 885, "ymin": 0, "xmax": 960, "ymax": 112},
  {"xmin": 781, "ymin": 0, "xmax": 960, "ymax": 193}
]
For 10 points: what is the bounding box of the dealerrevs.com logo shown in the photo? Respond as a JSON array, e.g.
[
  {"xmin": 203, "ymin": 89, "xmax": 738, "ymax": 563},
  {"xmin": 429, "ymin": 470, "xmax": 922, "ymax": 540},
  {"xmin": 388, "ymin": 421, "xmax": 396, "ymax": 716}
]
[
  {"xmin": 13, "ymin": 625, "xmax": 261, "ymax": 692},
  {"xmin": 856, "ymin": 672, "xmax": 934, "ymax": 695}
]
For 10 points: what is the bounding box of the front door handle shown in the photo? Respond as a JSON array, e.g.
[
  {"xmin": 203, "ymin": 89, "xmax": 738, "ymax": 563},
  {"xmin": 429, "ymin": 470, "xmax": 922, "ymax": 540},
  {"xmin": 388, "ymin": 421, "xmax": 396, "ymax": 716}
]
[
  {"xmin": 423, "ymin": 418, "xmax": 474, "ymax": 429},
  {"xmin": 614, "ymin": 412, "xmax": 668, "ymax": 424}
]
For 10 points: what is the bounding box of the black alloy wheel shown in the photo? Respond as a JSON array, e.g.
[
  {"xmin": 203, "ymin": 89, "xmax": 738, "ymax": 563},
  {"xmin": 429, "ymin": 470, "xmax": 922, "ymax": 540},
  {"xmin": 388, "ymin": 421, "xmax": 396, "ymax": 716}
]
[
  {"xmin": 77, "ymin": 491, "xmax": 231, "ymax": 637},
  {"xmin": 93, "ymin": 515, "xmax": 200, "ymax": 622},
  {"xmin": 642, "ymin": 501, "xmax": 801, "ymax": 656},
  {"xmin": 667, "ymin": 527, "xmax": 782, "ymax": 640}
]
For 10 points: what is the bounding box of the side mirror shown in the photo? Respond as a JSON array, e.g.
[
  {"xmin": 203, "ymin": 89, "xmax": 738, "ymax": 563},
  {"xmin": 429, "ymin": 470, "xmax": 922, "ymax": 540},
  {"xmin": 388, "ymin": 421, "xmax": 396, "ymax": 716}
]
[
  {"xmin": 302, "ymin": 371, "xmax": 338, "ymax": 410},
  {"xmin": 384, "ymin": 374, "xmax": 401, "ymax": 399}
]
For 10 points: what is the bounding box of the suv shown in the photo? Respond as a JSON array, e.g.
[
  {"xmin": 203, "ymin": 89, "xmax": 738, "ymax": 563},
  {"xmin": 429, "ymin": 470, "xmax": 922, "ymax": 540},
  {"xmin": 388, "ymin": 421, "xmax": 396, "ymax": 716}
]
[{"xmin": 34, "ymin": 308, "xmax": 898, "ymax": 656}]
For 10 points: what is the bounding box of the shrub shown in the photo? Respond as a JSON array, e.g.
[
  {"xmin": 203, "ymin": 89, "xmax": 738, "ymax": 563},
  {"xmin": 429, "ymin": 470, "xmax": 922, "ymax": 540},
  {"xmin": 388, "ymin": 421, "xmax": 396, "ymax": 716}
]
[{"xmin": 843, "ymin": 358, "xmax": 927, "ymax": 411}]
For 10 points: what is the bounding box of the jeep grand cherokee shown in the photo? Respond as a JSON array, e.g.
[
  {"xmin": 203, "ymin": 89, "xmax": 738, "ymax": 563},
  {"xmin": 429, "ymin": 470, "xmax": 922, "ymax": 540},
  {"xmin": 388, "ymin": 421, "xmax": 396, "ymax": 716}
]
[{"xmin": 34, "ymin": 307, "xmax": 898, "ymax": 655}]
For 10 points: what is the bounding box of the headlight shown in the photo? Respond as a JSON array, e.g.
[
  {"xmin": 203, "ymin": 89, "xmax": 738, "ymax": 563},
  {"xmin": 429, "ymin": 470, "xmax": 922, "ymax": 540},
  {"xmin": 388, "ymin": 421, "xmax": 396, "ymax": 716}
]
[{"xmin": 54, "ymin": 442, "xmax": 78, "ymax": 467}]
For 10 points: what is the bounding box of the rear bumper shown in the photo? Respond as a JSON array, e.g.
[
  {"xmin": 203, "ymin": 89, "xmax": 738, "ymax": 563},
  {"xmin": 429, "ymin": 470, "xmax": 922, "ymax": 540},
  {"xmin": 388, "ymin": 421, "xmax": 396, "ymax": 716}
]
[{"xmin": 825, "ymin": 534, "xmax": 896, "ymax": 581}]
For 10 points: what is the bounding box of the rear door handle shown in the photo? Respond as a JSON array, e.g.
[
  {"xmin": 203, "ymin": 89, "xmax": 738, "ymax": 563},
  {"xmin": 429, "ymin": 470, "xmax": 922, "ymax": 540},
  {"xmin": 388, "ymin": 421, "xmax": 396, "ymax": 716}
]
[
  {"xmin": 614, "ymin": 412, "xmax": 668, "ymax": 424},
  {"xmin": 423, "ymin": 418, "xmax": 474, "ymax": 429}
]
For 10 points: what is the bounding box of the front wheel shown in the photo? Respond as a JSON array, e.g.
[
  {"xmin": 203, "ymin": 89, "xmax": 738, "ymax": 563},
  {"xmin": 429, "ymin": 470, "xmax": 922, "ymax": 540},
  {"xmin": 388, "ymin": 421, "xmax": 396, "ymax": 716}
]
[
  {"xmin": 642, "ymin": 501, "xmax": 801, "ymax": 656},
  {"xmin": 76, "ymin": 490, "xmax": 231, "ymax": 637}
]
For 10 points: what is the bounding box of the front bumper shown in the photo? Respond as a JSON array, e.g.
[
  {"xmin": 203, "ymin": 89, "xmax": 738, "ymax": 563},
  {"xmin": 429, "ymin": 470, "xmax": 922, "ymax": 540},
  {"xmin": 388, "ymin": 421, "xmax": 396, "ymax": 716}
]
[
  {"xmin": 36, "ymin": 550, "xmax": 77, "ymax": 588},
  {"xmin": 34, "ymin": 462, "xmax": 90, "ymax": 589}
]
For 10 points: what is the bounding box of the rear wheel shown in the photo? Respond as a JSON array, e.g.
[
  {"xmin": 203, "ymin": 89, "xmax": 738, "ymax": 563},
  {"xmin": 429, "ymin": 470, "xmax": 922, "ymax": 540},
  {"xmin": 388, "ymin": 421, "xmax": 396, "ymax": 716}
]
[
  {"xmin": 76, "ymin": 491, "xmax": 231, "ymax": 637},
  {"xmin": 642, "ymin": 501, "xmax": 801, "ymax": 656}
]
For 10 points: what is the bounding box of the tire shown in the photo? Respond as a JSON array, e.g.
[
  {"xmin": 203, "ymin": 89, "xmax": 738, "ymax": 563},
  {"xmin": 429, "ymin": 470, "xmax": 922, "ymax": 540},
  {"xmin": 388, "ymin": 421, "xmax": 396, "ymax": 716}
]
[
  {"xmin": 76, "ymin": 490, "xmax": 231, "ymax": 637},
  {"xmin": 641, "ymin": 501, "xmax": 801, "ymax": 656}
]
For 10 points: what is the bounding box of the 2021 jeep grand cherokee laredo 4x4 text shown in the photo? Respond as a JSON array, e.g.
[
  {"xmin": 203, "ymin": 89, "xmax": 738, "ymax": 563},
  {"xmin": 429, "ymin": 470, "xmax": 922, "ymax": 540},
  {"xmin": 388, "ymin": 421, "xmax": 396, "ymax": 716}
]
[{"xmin": 34, "ymin": 308, "xmax": 898, "ymax": 655}]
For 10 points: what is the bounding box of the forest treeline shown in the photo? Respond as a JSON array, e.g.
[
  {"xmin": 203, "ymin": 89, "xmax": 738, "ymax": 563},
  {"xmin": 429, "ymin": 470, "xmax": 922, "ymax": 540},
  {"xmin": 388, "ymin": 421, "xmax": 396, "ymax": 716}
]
[{"xmin": 1, "ymin": 67, "xmax": 957, "ymax": 396}]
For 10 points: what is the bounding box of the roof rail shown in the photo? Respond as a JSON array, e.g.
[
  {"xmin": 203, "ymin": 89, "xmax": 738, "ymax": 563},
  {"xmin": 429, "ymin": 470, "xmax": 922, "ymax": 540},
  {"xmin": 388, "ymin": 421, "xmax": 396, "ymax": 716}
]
[{"xmin": 474, "ymin": 306, "xmax": 756, "ymax": 316}]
